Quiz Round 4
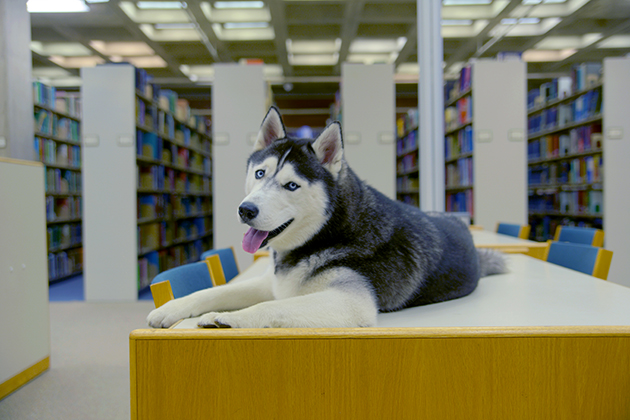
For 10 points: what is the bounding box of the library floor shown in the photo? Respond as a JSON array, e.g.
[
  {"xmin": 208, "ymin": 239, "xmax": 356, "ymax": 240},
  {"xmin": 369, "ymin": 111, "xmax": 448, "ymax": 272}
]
[{"xmin": 0, "ymin": 277, "xmax": 155, "ymax": 420}]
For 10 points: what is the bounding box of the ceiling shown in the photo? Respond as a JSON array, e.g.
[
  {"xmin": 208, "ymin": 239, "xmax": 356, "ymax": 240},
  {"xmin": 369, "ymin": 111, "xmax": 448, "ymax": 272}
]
[{"xmin": 29, "ymin": 0, "xmax": 630, "ymax": 127}]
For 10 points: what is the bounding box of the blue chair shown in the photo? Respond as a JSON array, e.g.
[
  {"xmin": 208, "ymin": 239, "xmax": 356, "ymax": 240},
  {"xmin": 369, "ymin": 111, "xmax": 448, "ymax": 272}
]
[
  {"xmin": 201, "ymin": 246, "xmax": 240, "ymax": 282},
  {"xmin": 149, "ymin": 255, "xmax": 225, "ymax": 308},
  {"xmin": 497, "ymin": 223, "xmax": 530, "ymax": 239},
  {"xmin": 554, "ymin": 226, "xmax": 604, "ymax": 247},
  {"xmin": 544, "ymin": 241, "xmax": 613, "ymax": 280}
]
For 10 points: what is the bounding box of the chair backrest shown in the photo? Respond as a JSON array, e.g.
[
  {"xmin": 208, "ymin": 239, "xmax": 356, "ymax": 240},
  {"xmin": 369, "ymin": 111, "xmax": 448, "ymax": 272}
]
[
  {"xmin": 497, "ymin": 223, "xmax": 530, "ymax": 239},
  {"xmin": 554, "ymin": 226, "xmax": 605, "ymax": 247},
  {"xmin": 544, "ymin": 241, "xmax": 613, "ymax": 280},
  {"xmin": 200, "ymin": 246, "xmax": 240, "ymax": 282},
  {"xmin": 150, "ymin": 261, "xmax": 214, "ymax": 301}
]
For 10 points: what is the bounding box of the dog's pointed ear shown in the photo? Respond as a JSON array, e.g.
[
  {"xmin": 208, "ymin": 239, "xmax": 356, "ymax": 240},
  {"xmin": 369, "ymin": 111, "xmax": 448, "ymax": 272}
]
[
  {"xmin": 254, "ymin": 107, "xmax": 286, "ymax": 151},
  {"xmin": 312, "ymin": 122, "xmax": 343, "ymax": 177}
]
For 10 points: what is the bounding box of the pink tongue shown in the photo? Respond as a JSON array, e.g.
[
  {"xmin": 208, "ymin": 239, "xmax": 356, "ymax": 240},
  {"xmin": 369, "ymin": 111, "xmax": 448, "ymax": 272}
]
[{"xmin": 242, "ymin": 227, "xmax": 269, "ymax": 254}]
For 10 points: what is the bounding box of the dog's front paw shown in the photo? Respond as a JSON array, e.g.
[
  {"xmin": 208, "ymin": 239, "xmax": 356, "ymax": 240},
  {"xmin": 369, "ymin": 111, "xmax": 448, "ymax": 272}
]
[
  {"xmin": 198, "ymin": 310, "xmax": 269, "ymax": 328},
  {"xmin": 147, "ymin": 297, "xmax": 198, "ymax": 328}
]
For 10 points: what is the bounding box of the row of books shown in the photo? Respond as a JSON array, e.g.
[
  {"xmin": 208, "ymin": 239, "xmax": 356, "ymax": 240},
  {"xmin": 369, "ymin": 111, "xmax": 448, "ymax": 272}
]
[
  {"xmin": 397, "ymin": 153, "xmax": 418, "ymax": 175},
  {"xmin": 446, "ymin": 190, "xmax": 474, "ymax": 216},
  {"xmin": 33, "ymin": 81, "xmax": 57, "ymax": 110},
  {"xmin": 444, "ymin": 96, "xmax": 472, "ymax": 132},
  {"xmin": 138, "ymin": 218, "xmax": 211, "ymax": 254},
  {"xmin": 444, "ymin": 65, "xmax": 472, "ymax": 102},
  {"xmin": 138, "ymin": 194, "xmax": 212, "ymax": 220},
  {"xmin": 48, "ymin": 248, "xmax": 82, "ymax": 281},
  {"xmin": 45, "ymin": 168, "xmax": 81, "ymax": 194},
  {"xmin": 34, "ymin": 138, "xmax": 81, "ymax": 168},
  {"xmin": 137, "ymin": 238, "xmax": 211, "ymax": 289},
  {"xmin": 527, "ymin": 77, "xmax": 572, "ymax": 110},
  {"xmin": 137, "ymin": 165, "xmax": 211, "ymax": 193},
  {"xmin": 528, "ymin": 88, "xmax": 601, "ymax": 134},
  {"xmin": 396, "ymin": 108, "xmax": 419, "ymax": 138},
  {"xmin": 54, "ymin": 92, "xmax": 82, "ymax": 119},
  {"xmin": 397, "ymin": 129, "xmax": 418, "ymax": 156},
  {"xmin": 528, "ymin": 155, "xmax": 603, "ymax": 186},
  {"xmin": 571, "ymin": 62, "xmax": 602, "ymax": 92},
  {"xmin": 446, "ymin": 157, "xmax": 473, "ymax": 188},
  {"xmin": 529, "ymin": 190, "xmax": 603, "ymax": 215},
  {"xmin": 34, "ymin": 109, "xmax": 81, "ymax": 141},
  {"xmin": 530, "ymin": 217, "xmax": 602, "ymax": 242},
  {"xmin": 396, "ymin": 175, "xmax": 419, "ymax": 193},
  {"xmin": 47, "ymin": 223, "xmax": 82, "ymax": 250},
  {"xmin": 398, "ymin": 194, "xmax": 419, "ymax": 207},
  {"xmin": 46, "ymin": 196, "xmax": 82, "ymax": 222},
  {"xmin": 445, "ymin": 125, "xmax": 473, "ymax": 160},
  {"xmin": 528, "ymin": 123, "xmax": 602, "ymax": 160}
]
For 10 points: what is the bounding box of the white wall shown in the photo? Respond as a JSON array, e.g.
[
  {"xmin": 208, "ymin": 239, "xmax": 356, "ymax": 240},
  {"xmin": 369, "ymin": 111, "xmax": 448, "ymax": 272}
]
[
  {"xmin": 82, "ymin": 65, "xmax": 138, "ymax": 301},
  {"xmin": 0, "ymin": 158, "xmax": 50, "ymax": 386},
  {"xmin": 212, "ymin": 64, "xmax": 267, "ymax": 269},
  {"xmin": 341, "ymin": 63, "xmax": 396, "ymax": 199},
  {"xmin": 473, "ymin": 59, "xmax": 527, "ymax": 230},
  {"xmin": 603, "ymin": 57, "xmax": 630, "ymax": 287}
]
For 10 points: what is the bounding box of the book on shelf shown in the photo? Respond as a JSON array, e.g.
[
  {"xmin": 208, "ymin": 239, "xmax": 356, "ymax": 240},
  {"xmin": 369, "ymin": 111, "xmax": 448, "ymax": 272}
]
[
  {"xmin": 48, "ymin": 248, "xmax": 83, "ymax": 281},
  {"xmin": 445, "ymin": 157, "xmax": 473, "ymax": 188},
  {"xmin": 446, "ymin": 190, "xmax": 473, "ymax": 216},
  {"xmin": 445, "ymin": 125, "xmax": 473, "ymax": 160},
  {"xmin": 571, "ymin": 62, "xmax": 602, "ymax": 92}
]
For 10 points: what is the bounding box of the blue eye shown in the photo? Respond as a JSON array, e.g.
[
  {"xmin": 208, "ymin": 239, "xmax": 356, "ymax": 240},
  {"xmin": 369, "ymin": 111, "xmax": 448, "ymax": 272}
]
[
  {"xmin": 255, "ymin": 169, "xmax": 265, "ymax": 179},
  {"xmin": 284, "ymin": 182, "xmax": 300, "ymax": 191}
]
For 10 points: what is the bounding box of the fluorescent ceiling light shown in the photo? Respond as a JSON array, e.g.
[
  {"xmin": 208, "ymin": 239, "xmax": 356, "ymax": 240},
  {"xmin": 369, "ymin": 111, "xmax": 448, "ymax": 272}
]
[
  {"xmin": 214, "ymin": 1, "xmax": 264, "ymax": 8},
  {"xmin": 223, "ymin": 22, "xmax": 268, "ymax": 29},
  {"xmin": 154, "ymin": 23, "xmax": 197, "ymax": 29},
  {"xmin": 442, "ymin": 20, "xmax": 488, "ymax": 38},
  {"xmin": 349, "ymin": 38, "xmax": 407, "ymax": 54},
  {"xmin": 27, "ymin": 0, "xmax": 89, "ymax": 13},
  {"xmin": 136, "ymin": 1, "xmax": 185, "ymax": 9},
  {"xmin": 443, "ymin": 0, "xmax": 491, "ymax": 4},
  {"xmin": 86, "ymin": 0, "xmax": 109, "ymax": 3},
  {"xmin": 49, "ymin": 55, "xmax": 105, "ymax": 68},
  {"xmin": 139, "ymin": 24, "xmax": 201, "ymax": 41},
  {"xmin": 286, "ymin": 39, "xmax": 341, "ymax": 54},
  {"xmin": 489, "ymin": 17, "xmax": 561, "ymax": 37},
  {"xmin": 288, "ymin": 54, "xmax": 338, "ymax": 66},
  {"xmin": 521, "ymin": 48, "xmax": 576, "ymax": 62},
  {"xmin": 501, "ymin": 18, "xmax": 540, "ymax": 24},
  {"xmin": 347, "ymin": 53, "xmax": 399, "ymax": 64},
  {"xmin": 212, "ymin": 23, "xmax": 274, "ymax": 40},
  {"xmin": 396, "ymin": 63, "xmax": 419, "ymax": 74},
  {"xmin": 523, "ymin": 0, "xmax": 566, "ymax": 4},
  {"xmin": 121, "ymin": 56, "xmax": 168, "ymax": 68},
  {"xmin": 31, "ymin": 42, "xmax": 92, "ymax": 57},
  {"xmin": 535, "ymin": 33, "xmax": 602, "ymax": 49},
  {"xmin": 32, "ymin": 67, "xmax": 73, "ymax": 78},
  {"xmin": 119, "ymin": 1, "xmax": 190, "ymax": 22},
  {"xmin": 89, "ymin": 41, "xmax": 155, "ymax": 56},
  {"xmin": 442, "ymin": 19, "xmax": 473, "ymax": 25},
  {"xmin": 597, "ymin": 35, "xmax": 630, "ymax": 49}
]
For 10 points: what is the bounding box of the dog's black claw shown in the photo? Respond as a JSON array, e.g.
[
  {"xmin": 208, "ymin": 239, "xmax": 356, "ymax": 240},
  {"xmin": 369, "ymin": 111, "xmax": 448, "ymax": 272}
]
[
  {"xmin": 214, "ymin": 320, "xmax": 232, "ymax": 328},
  {"xmin": 199, "ymin": 323, "xmax": 218, "ymax": 328}
]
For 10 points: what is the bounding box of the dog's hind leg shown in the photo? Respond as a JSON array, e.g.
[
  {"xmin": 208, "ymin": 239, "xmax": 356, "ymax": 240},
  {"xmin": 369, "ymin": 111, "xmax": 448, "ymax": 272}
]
[
  {"xmin": 197, "ymin": 285, "xmax": 377, "ymax": 328},
  {"xmin": 147, "ymin": 272, "xmax": 276, "ymax": 328}
]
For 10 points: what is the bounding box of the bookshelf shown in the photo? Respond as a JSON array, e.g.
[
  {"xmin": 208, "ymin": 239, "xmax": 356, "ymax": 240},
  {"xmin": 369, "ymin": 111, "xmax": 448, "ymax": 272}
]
[
  {"xmin": 526, "ymin": 63, "xmax": 603, "ymax": 241},
  {"xmin": 396, "ymin": 108, "xmax": 419, "ymax": 206},
  {"xmin": 443, "ymin": 60, "xmax": 527, "ymax": 230},
  {"xmin": 33, "ymin": 81, "xmax": 83, "ymax": 282},
  {"xmin": 82, "ymin": 64, "xmax": 212, "ymax": 301}
]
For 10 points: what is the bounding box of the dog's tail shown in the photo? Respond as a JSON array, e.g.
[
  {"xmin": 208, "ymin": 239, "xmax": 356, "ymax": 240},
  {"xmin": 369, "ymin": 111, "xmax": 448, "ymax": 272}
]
[{"xmin": 477, "ymin": 248, "xmax": 508, "ymax": 277}]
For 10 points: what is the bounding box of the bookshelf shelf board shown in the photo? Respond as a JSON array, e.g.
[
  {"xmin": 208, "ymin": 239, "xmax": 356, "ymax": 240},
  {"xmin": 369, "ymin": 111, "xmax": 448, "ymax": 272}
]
[
  {"xmin": 397, "ymin": 147, "xmax": 419, "ymax": 159},
  {"xmin": 47, "ymin": 217, "xmax": 82, "ymax": 225},
  {"xmin": 445, "ymin": 120, "xmax": 473, "ymax": 136},
  {"xmin": 49, "ymin": 269, "xmax": 83, "ymax": 283},
  {"xmin": 35, "ymin": 131, "xmax": 81, "ymax": 146},
  {"xmin": 172, "ymin": 191, "xmax": 212, "ymax": 197},
  {"xmin": 136, "ymin": 123, "xmax": 155, "ymax": 134},
  {"xmin": 135, "ymin": 90, "xmax": 153, "ymax": 104},
  {"xmin": 397, "ymin": 189, "xmax": 420, "ymax": 195},
  {"xmin": 137, "ymin": 212, "xmax": 212, "ymax": 225},
  {"xmin": 527, "ymin": 148, "xmax": 603, "ymax": 165},
  {"xmin": 138, "ymin": 231, "xmax": 213, "ymax": 257},
  {"xmin": 527, "ymin": 114, "xmax": 603, "ymax": 140},
  {"xmin": 173, "ymin": 211, "xmax": 213, "ymax": 221},
  {"xmin": 136, "ymin": 90, "xmax": 212, "ymax": 138},
  {"xmin": 136, "ymin": 156, "xmax": 210, "ymax": 177},
  {"xmin": 445, "ymin": 152, "xmax": 474, "ymax": 164},
  {"xmin": 445, "ymin": 87, "xmax": 472, "ymax": 108},
  {"xmin": 397, "ymin": 167, "xmax": 419, "ymax": 176},
  {"xmin": 529, "ymin": 182, "xmax": 603, "ymax": 192},
  {"xmin": 34, "ymin": 102, "xmax": 81, "ymax": 122},
  {"xmin": 161, "ymin": 137, "xmax": 212, "ymax": 159},
  {"xmin": 44, "ymin": 162, "xmax": 82, "ymax": 171},
  {"xmin": 48, "ymin": 243, "xmax": 83, "ymax": 253},
  {"xmin": 445, "ymin": 185, "xmax": 473, "ymax": 192},
  {"xmin": 528, "ymin": 210, "xmax": 603, "ymax": 219},
  {"xmin": 46, "ymin": 191, "xmax": 82, "ymax": 197},
  {"xmin": 137, "ymin": 216, "xmax": 169, "ymax": 225},
  {"xmin": 527, "ymin": 82, "xmax": 603, "ymax": 116}
]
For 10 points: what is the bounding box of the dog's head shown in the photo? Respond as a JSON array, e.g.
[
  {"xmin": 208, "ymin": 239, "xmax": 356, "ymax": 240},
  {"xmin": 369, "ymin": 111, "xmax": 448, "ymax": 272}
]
[{"xmin": 239, "ymin": 107, "xmax": 344, "ymax": 254}]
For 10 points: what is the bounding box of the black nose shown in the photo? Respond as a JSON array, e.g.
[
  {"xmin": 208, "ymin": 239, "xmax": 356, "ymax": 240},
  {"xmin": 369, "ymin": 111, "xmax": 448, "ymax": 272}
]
[{"xmin": 238, "ymin": 202, "xmax": 259, "ymax": 223}]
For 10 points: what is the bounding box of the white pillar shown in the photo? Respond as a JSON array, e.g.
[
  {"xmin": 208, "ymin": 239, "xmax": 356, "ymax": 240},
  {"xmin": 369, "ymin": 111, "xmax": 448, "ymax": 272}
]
[
  {"xmin": 212, "ymin": 64, "xmax": 267, "ymax": 269},
  {"xmin": 603, "ymin": 57, "xmax": 630, "ymax": 287},
  {"xmin": 341, "ymin": 63, "xmax": 396, "ymax": 198},
  {"xmin": 417, "ymin": 0, "xmax": 445, "ymax": 211},
  {"xmin": 0, "ymin": 0, "xmax": 34, "ymax": 160}
]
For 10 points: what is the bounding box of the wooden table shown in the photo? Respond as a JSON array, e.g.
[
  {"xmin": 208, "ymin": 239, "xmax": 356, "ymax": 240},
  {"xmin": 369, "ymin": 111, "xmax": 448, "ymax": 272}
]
[
  {"xmin": 130, "ymin": 255, "xmax": 630, "ymax": 419},
  {"xmin": 471, "ymin": 229, "xmax": 548, "ymax": 259}
]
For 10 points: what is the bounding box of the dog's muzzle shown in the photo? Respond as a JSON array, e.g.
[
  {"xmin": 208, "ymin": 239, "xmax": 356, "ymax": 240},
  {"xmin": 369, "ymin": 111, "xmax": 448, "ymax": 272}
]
[{"xmin": 238, "ymin": 202, "xmax": 259, "ymax": 223}]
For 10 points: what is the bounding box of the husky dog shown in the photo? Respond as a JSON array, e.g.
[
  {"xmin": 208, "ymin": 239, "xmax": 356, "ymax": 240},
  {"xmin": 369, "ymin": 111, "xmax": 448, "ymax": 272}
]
[{"xmin": 147, "ymin": 107, "xmax": 506, "ymax": 329}]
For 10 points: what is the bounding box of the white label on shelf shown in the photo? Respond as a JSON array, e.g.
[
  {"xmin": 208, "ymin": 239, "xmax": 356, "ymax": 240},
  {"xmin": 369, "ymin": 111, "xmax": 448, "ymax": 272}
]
[
  {"xmin": 345, "ymin": 132, "xmax": 361, "ymax": 144},
  {"xmin": 84, "ymin": 135, "xmax": 99, "ymax": 147},
  {"xmin": 607, "ymin": 127, "xmax": 623, "ymax": 140},
  {"xmin": 508, "ymin": 129, "xmax": 525, "ymax": 142},
  {"xmin": 247, "ymin": 133, "xmax": 258, "ymax": 145},
  {"xmin": 378, "ymin": 132, "xmax": 395, "ymax": 144},
  {"xmin": 476, "ymin": 130, "xmax": 492, "ymax": 143},
  {"xmin": 0, "ymin": 137, "xmax": 6, "ymax": 148},
  {"xmin": 117, "ymin": 136, "xmax": 134, "ymax": 147},
  {"xmin": 215, "ymin": 132, "xmax": 230, "ymax": 145}
]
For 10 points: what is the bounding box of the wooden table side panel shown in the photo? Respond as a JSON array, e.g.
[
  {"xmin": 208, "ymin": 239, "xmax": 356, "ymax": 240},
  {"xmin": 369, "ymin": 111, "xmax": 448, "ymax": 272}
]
[{"xmin": 132, "ymin": 335, "xmax": 630, "ymax": 420}]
